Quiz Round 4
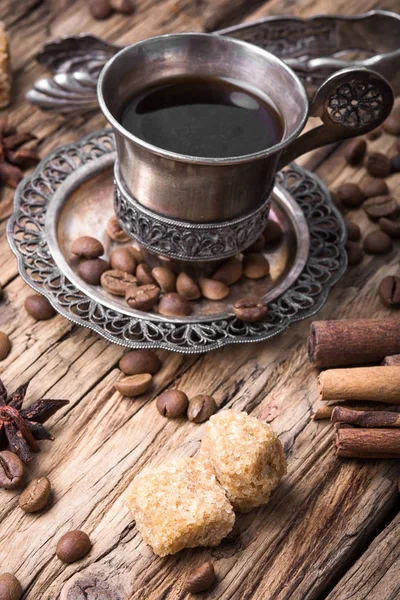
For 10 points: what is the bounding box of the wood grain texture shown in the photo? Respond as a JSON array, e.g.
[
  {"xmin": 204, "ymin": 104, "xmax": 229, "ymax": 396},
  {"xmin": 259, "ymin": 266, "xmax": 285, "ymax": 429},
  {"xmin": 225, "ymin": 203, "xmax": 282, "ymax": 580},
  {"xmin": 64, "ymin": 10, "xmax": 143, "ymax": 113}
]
[{"xmin": 0, "ymin": 0, "xmax": 400, "ymax": 598}]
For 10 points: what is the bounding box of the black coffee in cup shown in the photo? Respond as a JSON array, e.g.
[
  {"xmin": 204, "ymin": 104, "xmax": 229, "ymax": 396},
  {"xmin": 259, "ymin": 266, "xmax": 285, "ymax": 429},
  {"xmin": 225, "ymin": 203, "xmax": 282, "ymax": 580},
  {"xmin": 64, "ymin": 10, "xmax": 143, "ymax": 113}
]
[{"xmin": 120, "ymin": 75, "xmax": 283, "ymax": 158}]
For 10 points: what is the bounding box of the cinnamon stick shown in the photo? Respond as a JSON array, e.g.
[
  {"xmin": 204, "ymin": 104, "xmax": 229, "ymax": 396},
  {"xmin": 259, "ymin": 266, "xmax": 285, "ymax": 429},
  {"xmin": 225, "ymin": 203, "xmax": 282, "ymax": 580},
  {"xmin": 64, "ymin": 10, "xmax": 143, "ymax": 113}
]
[
  {"xmin": 318, "ymin": 367, "xmax": 400, "ymax": 404},
  {"xmin": 382, "ymin": 354, "xmax": 400, "ymax": 366},
  {"xmin": 331, "ymin": 406, "xmax": 400, "ymax": 428},
  {"xmin": 308, "ymin": 319, "xmax": 400, "ymax": 367},
  {"xmin": 335, "ymin": 428, "xmax": 400, "ymax": 458},
  {"xmin": 313, "ymin": 403, "xmax": 400, "ymax": 420}
]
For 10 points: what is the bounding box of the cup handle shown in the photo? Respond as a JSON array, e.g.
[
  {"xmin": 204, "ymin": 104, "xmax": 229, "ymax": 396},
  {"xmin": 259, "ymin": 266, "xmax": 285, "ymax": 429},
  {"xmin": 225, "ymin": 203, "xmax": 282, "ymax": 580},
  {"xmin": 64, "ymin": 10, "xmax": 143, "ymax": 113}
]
[{"xmin": 277, "ymin": 68, "xmax": 394, "ymax": 170}]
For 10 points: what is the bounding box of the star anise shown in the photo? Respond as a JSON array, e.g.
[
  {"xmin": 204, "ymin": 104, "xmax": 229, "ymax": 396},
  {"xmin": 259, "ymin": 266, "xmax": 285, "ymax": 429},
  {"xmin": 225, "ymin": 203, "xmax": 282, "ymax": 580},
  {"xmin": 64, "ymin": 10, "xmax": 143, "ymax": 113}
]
[
  {"xmin": 0, "ymin": 118, "xmax": 40, "ymax": 189},
  {"xmin": 0, "ymin": 379, "xmax": 69, "ymax": 463}
]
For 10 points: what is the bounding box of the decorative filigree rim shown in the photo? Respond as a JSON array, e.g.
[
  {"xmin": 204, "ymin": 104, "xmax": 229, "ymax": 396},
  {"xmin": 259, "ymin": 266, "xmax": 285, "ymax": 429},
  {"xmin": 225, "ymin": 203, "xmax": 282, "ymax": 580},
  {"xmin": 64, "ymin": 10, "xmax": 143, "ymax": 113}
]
[{"xmin": 7, "ymin": 128, "xmax": 347, "ymax": 354}]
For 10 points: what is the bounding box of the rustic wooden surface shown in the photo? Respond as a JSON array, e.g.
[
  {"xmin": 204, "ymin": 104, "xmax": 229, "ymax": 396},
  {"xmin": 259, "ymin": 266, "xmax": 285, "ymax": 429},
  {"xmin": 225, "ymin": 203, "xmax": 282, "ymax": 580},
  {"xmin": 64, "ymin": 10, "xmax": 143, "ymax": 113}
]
[{"xmin": 1, "ymin": 0, "xmax": 400, "ymax": 598}]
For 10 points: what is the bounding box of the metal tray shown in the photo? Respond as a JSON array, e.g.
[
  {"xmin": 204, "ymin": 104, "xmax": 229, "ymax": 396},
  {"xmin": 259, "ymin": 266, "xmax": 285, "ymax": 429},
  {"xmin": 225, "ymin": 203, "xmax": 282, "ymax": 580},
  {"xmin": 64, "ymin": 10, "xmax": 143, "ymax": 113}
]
[{"xmin": 7, "ymin": 129, "xmax": 347, "ymax": 353}]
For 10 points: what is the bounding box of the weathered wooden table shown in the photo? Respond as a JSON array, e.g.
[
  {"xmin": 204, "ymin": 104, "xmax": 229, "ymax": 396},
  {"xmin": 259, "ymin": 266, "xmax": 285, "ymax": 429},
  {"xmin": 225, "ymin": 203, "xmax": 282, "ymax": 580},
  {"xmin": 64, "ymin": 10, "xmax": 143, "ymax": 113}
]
[{"xmin": 1, "ymin": 0, "xmax": 400, "ymax": 598}]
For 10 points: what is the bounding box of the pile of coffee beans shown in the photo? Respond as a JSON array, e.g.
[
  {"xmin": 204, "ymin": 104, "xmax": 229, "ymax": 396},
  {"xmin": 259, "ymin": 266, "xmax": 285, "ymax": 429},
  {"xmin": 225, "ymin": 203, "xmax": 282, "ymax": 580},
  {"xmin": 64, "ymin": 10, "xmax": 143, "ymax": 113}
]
[
  {"xmin": 156, "ymin": 389, "xmax": 217, "ymax": 423},
  {"xmin": 71, "ymin": 215, "xmax": 282, "ymax": 322}
]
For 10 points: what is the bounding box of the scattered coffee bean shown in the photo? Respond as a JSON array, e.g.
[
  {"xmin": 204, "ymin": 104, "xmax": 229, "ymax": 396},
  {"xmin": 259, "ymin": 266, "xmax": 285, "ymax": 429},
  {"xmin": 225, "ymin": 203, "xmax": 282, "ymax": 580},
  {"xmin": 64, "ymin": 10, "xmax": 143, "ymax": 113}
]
[
  {"xmin": 366, "ymin": 127, "xmax": 382, "ymax": 140},
  {"xmin": 156, "ymin": 390, "xmax": 189, "ymax": 418},
  {"xmin": 0, "ymin": 573, "xmax": 22, "ymax": 600},
  {"xmin": 115, "ymin": 373, "xmax": 152, "ymax": 397},
  {"xmin": 391, "ymin": 155, "xmax": 400, "ymax": 173},
  {"xmin": 345, "ymin": 241, "xmax": 363, "ymax": 266},
  {"xmin": 187, "ymin": 395, "xmax": 217, "ymax": 423},
  {"xmin": 24, "ymin": 294, "xmax": 56, "ymax": 320},
  {"xmin": 71, "ymin": 236, "xmax": 104, "ymax": 259},
  {"xmin": 176, "ymin": 272, "xmax": 201, "ymax": 300},
  {"xmin": 244, "ymin": 235, "xmax": 265, "ymax": 253},
  {"xmin": 336, "ymin": 183, "xmax": 365, "ymax": 208},
  {"xmin": 78, "ymin": 259, "xmax": 110, "ymax": 286},
  {"xmin": 152, "ymin": 267, "xmax": 176, "ymax": 293},
  {"xmin": 110, "ymin": 247, "xmax": 136, "ymax": 274},
  {"xmin": 330, "ymin": 190, "xmax": 344, "ymax": 212},
  {"xmin": 361, "ymin": 178, "xmax": 389, "ymax": 198},
  {"xmin": 198, "ymin": 278, "xmax": 229, "ymax": 300},
  {"xmin": 212, "ymin": 258, "xmax": 243, "ymax": 286},
  {"xmin": 106, "ymin": 216, "xmax": 130, "ymax": 242},
  {"xmin": 242, "ymin": 254, "xmax": 270, "ymax": 279},
  {"xmin": 0, "ymin": 332, "xmax": 11, "ymax": 361},
  {"xmin": 379, "ymin": 217, "xmax": 400, "ymax": 239},
  {"xmin": 363, "ymin": 196, "xmax": 398, "ymax": 221},
  {"xmin": 365, "ymin": 152, "xmax": 391, "ymax": 178},
  {"xmin": 233, "ymin": 296, "xmax": 268, "ymax": 322},
  {"xmin": 0, "ymin": 451, "xmax": 24, "ymax": 490},
  {"xmin": 379, "ymin": 275, "xmax": 400, "ymax": 308},
  {"xmin": 345, "ymin": 221, "xmax": 361, "ymax": 242},
  {"xmin": 110, "ymin": 0, "xmax": 134, "ymax": 13},
  {"xmin": 56, "ymin": 530, "xmax": 92, "ymax": 564},
  {"xmin": 136, "ymin": 263, "xmax": 156, "ymax": 285},
  {"xmin": 263, "ymin": 219, "xmax": 283, "ymax": 243},
  {"xmin": 89, "ymin": 0, "xmax": 112, "ymax": 19},
  {"xmin": 19, "ymin": 477, "xmax": 51, "ymax": 513},
  {"xmin": 129, "ymin": 246, "xmax": 144, "ymax": 263},
  {"xmin": 344, "ymin": 138, "xmax": 366, "ymax": 165},
  {"xmin": 363, "ymin": 230, "xmax": 392, "ymax": 254},
  {"xmin": 101, "ymin": 270, "xmax": 137, "ymax": 296},
  {"xmin": 382, "ymin": 110, "xmax": 400, "ymax": 136},
  {"xmin": 126, "ymin": 284, "xmax": 159, "ymax": 311},
  {"xmin": 158, "ymin": 293, "xmax": 191, "ymax": 316},
  {"xmin": 119, "ymin": 349, "xmax": 161, "ymax": 375},
  {"xmin": 186, "ymin": 562, "xmax": 216, "ymax": 594}
]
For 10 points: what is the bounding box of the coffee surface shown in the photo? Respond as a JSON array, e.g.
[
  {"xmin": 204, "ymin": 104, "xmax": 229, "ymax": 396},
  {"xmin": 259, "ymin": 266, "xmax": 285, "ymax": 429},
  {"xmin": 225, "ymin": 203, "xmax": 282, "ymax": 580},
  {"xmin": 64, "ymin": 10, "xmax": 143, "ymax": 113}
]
[{"xmin": 121, "ymin": 76, "xmax": 283, "ymax": 158}]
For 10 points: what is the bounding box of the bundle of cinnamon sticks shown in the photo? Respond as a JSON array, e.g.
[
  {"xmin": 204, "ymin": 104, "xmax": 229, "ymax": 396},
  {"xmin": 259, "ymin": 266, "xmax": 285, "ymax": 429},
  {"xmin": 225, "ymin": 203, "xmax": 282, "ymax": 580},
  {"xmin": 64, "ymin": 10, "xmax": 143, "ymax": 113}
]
[{"xmin": 309, "ymin": 318, "xmax": 400, "ymax": 459}]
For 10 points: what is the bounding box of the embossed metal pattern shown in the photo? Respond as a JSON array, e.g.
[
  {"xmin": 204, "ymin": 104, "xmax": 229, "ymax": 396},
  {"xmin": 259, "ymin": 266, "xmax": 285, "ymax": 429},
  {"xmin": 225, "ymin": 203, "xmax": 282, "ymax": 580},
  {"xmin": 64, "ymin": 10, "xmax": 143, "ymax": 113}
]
[
  {"xmin": 114, "ymin": 167, "xmax": 272, "ymax": 262},
  {"xmin": 7, "ymin": 129, "xmax": 347, "ymax": 354},
  {"xmin": 327, "ymin": 81, "xmax": 384, "ymax": 128}
]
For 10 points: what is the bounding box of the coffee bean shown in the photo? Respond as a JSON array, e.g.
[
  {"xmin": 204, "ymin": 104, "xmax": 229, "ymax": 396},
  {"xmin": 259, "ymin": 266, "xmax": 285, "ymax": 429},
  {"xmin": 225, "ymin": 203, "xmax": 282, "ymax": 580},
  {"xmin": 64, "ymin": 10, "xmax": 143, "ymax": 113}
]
[
  {"xmin": 336, "ymin": 183, "xmax": 365, "ymax": 208},
  {"xmin": 0, "ymin": 451, "xmax": 24, "ymax": 490},
  {"xmin": 110, "ymin": 247, "xmax": 136, "ymax": 274},
  {"xmin": 344, "ymin": 138, "xmax": 366, "ymax": 166},
  {"xmin": 89, "ymin": 0, "xmax": 112, "ymax": 19},
  {"xmin": 330, "ymin": 190, "xmax": 344, "ymax": 212},
  {"xmin": 152, "ymin": 267, "xmax": 176, "ymax": 293},
  {"xmin": 129, "ymin": 246, "xmax": 144, "ymax": 263},
  {"xmin": 106, "ymin": 216, "xmax": 130, "ymax": 242},
  {"xmin": 100, "ymin": 270, "xmax": 137, "ymax": 296},
  {"xmin": 24, "ymin": 294, "xmax": 56, "ymax": 320},
  {"xmin": 379, "ymin": 276, "xmax": 400, "ymax": 308},
  {"xmin": 391, "ymin": 155, "xmax": 400, "ymax": 173},
  {"xmin": 365, "ymin": 152, "xmax": 391, "ymax": 178},
  {"xmin": 361, "ymin": 178, "xmax": 389, "ymax": 198},
  {"xmin": 158, "ymin": 293, "xmax": 191, "ymax": 316},
  {"xmin": 110, "ymin": 0, "xmax": 134, "ymax": 13},
  {"xmin": 186, "ymin": 562, "xmax": 216, "ymax": 594},
  {"xmin": 379, "ymin": 217, "xmax": 400, "ymax": 239},
  {"xmin": 187, "ymin": 395, "xmax": 217, "ymax": 423},
  {"xmin": 56, "ymin": 530, "xmax": 92, "ymax": 564},
  {"xmin": 212, "ymin": 258, "xmax": 243, "ymax": 286},
  {"xmin": 382, "ymin": 110, "xmax": 400, "ymax": 135},
  {"xmin": 363, "ymin": 230, "xmax": 392, "ymax": 254},
  {"xmin": 243, "ymin": 235, "xmax": 265, "ymax": 253},
  {"xmin": 0, "ymin": 573, "xmax": 22, "ymax": 600},
  {"xmin": 233, "ymin": 296, "xmax": 268, "ymax": 322},
  {"xmin": 345, "ymin": 221, "xmax": 361, "ymax": 242},
  {"xmin": 71, "ymin": 236, "xmax": 104, "ymax": 259},
  {"xmin": 136, "ymin": 263, "xmax": 156, "ymax": 285},
  {"xmin": 363, "ymin": 196, "xmax": 398, "ymax": 221},
  {"xmin": 242, "ymin": 254, "xmax": 270, "ymax": 279},
  {"xmin": 366, "ymin": 127, "xmax": 382, "ymax": 140},
  {"xmin": 19, "ymin": 477, "xmax": 51, "ymax": 513},
  {"xmin": 0, "ymin": 332, "xmax": 11, "ymax": 361},
  {"xmin": 156, "ymin": 390, "xmax": 189, "ymax": 418},
  {"xmin": 125, "ymin": 284, "xmax": 159, "ymax": 311},
  {"xmin": 119, "ymin": 349, "xmax": 161, "ymax": 375},
  {"xmin": 78, "ymin": 259, "xmax": 110, "ymax": 286},
  {"xmin": 263, "ymin": 219, "xmax": 283, "ymax": 243},
  {"xmin": 115, "ymin": 373, "xmax": 152, "ymax": 397},
  {"xmin": 176, "ymin": 273, "xmax": 201, "ymax": 300},
  {"xmin": 198, "ymin": 278, "xmax": 229, "ymax": 300},
  {"xmin": 345, "ymin": 241, "xmax": 363, "ymax": 266}
]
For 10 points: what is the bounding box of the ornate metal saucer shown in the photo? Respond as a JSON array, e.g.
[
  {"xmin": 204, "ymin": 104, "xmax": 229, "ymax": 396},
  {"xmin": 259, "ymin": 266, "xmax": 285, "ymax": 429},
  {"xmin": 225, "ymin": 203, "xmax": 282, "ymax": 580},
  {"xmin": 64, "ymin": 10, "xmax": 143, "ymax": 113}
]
[
  {"xmin": 7, "ymin": 129, "xmax": 346, "ymax": 353},
  {"xmin": 26, "ymin": 10, "xmax": 400, "ymax": 112}
]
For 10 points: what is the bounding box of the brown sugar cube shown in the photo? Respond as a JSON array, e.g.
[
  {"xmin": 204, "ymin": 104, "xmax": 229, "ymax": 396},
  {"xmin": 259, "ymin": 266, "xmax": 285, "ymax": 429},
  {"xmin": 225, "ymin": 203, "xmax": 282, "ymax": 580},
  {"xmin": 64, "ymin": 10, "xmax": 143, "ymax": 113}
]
[
  {"xmin": 200, "ymin": 410, "xmax": 286, "ymax": 513},
  {"xmin": 126, "ymin": 457, "xmax": 235, "ymax": 556}
]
